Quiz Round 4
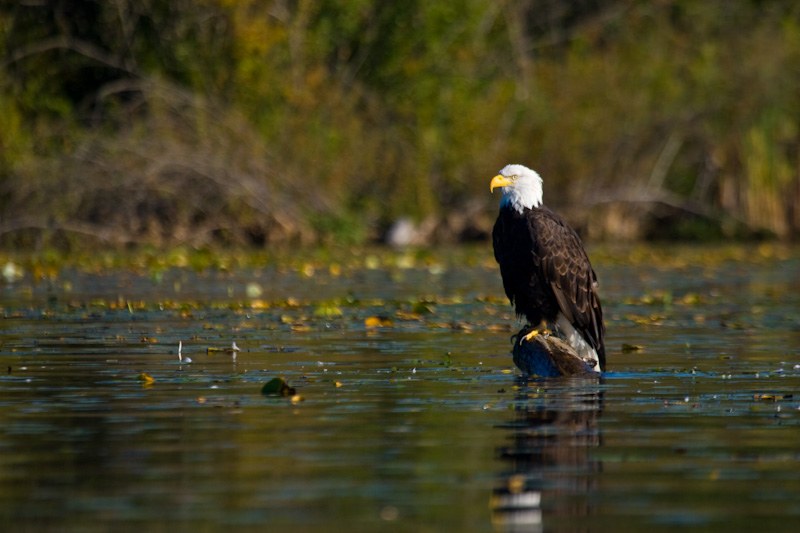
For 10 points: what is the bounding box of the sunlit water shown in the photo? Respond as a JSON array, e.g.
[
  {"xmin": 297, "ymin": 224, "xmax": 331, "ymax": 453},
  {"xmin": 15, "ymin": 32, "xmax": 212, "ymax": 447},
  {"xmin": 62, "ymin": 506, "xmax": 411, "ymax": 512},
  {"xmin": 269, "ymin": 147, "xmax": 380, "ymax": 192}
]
[{"xmin": 1, "ymin": 246, "xmax": 799, "ymax": 532}]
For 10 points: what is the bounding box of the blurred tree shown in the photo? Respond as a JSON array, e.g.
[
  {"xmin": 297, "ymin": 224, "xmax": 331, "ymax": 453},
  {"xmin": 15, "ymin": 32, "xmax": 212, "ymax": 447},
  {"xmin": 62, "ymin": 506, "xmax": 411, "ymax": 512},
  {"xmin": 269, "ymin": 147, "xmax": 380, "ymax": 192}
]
[{"xmin": 0, "ymin": 0, "xmax": 798, "ymax": 248}]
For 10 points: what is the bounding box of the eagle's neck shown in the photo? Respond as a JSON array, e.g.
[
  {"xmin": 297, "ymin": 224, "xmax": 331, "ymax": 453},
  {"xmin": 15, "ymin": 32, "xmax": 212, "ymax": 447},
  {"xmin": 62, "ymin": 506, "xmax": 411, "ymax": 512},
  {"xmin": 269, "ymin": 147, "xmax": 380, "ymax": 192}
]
[{"xmin": 500, "ymin": 182, "xmax": 543, "ymax": 214}]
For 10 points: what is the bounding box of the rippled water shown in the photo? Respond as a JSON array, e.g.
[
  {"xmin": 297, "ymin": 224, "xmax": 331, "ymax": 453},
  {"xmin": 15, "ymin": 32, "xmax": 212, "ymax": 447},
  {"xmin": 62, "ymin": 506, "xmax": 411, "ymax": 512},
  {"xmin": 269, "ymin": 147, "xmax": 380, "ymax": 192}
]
[{"xmin": 1, "ymin": 246, "xmax": 799, "ymax": 532}]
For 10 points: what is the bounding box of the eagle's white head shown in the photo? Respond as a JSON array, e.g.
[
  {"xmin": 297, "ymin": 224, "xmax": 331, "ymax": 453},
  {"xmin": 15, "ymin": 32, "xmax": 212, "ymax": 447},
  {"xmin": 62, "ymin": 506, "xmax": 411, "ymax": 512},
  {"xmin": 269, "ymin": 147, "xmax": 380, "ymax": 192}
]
[{"xmin": 489, "ymin": 164, "xmax": 543, "ymax": 213}]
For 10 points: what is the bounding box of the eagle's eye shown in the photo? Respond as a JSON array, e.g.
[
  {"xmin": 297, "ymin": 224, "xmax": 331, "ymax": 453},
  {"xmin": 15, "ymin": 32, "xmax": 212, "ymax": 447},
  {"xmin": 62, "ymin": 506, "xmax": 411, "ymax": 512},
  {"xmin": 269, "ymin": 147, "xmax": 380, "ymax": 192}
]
[{"xmin": 511, "ymin": 175, "xmax": 518, "ymax": 181}]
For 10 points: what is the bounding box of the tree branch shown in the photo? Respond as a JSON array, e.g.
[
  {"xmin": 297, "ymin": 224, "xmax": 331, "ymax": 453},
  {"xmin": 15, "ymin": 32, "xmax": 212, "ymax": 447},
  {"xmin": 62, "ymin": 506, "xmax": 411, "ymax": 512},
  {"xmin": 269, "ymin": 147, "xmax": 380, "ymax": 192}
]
[{"xmin": 0, "ymin": 35, "xmax": 138, "ymax": 75}]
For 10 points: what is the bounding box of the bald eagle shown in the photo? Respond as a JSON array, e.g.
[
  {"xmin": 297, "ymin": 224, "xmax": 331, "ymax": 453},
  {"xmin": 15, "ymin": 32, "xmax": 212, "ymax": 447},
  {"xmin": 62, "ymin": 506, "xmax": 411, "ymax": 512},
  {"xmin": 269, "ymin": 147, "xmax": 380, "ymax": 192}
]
[{"xmin": 490, "ymin": 164, "xmax": 605, "ymax": 372}]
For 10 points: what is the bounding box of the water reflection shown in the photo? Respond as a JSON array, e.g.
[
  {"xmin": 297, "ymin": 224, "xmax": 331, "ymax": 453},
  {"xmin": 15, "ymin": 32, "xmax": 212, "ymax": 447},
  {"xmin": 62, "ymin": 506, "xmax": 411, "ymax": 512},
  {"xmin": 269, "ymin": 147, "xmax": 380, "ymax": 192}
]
[{"xmin": 492, "ymin": 377, "xmax": 603, "ymax": 532}]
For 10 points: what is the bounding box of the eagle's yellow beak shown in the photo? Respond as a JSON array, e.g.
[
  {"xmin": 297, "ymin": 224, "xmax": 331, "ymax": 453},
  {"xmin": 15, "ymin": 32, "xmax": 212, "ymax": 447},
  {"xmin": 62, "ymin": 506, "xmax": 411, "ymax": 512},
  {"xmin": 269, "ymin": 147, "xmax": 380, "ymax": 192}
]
[{"xmin": 490, "ymin": 174, "xmax": 514, "ymax": 193}]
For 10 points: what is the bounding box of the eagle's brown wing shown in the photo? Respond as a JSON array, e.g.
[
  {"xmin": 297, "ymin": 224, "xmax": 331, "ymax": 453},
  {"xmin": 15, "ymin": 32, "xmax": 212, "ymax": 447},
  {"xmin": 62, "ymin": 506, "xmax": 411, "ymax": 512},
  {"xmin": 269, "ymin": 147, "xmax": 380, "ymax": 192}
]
[{"xmin": 530, "ymin": 207, "xmax": 605, "ymax": 370}]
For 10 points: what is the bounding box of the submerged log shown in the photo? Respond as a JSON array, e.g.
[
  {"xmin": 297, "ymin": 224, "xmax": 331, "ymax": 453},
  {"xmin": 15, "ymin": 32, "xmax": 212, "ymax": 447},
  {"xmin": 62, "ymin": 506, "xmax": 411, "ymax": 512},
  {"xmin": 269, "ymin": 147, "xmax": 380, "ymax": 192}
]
[{"xmin": 511, "ymin": 326, "xmax": 599, "ymax": 377}]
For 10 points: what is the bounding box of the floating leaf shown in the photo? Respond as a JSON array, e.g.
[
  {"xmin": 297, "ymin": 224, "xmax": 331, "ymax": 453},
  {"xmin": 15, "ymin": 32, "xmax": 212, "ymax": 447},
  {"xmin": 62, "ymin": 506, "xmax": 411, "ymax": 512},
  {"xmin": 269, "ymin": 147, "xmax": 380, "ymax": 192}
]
[
  {"xmin": 365, "ymin": 316, "xmax": 393, "ymax": 328},
  {"xmin": 395, "ymin": 311, "xmax": 420, "ymax": 320},
  {"xmin": 753, "ymin": 394, "xmax": 793, "ymax": 402},
  {"xmin": 681, "ymin": 293, "xmax": 703, "ymax": 305},
  {"xmin": 138, "ymin": 372, "xmax": 155, "ymax": 383},
  {"xmin": 314, "ymin": 303, "xmax": 342, "ymax": 317},
  {"xmin": 621, "ymin": 343, "xmax": 643, "ymax": 352},
  {"xmin": 250, "ymin": 299, "xmax": 269, "ymax": 309},
  {"xmin": 411, "ymin": 301, "xmax": 434, "ymax": 314},
  {"xmin": 261, "ymin": 377, "xmax": 296, "ymax": 397}
]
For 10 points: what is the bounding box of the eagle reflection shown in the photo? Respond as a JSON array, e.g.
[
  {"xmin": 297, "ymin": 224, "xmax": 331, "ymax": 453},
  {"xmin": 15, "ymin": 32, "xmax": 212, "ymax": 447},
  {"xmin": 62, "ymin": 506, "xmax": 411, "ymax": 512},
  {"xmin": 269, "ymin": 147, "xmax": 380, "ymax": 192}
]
[{"xmin": 492, "ymin": 376, "xmax": 603, "ymax": 532}]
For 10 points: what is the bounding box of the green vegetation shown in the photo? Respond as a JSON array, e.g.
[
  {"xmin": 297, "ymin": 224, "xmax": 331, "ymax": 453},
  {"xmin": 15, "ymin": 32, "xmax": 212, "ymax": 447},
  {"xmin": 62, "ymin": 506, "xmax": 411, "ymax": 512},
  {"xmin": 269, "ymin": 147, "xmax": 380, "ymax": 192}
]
[{"xmin": 1, "ymin": 1, "xmax": 799, "ymax": 250}]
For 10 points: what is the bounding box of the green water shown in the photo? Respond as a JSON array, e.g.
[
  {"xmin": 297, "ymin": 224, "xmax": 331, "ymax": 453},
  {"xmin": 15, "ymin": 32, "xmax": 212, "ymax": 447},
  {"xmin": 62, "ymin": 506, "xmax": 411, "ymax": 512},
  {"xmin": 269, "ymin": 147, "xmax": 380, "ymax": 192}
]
[{"xmin": 1, "ymin": 246, "xmax": 799, "ymax": 532}]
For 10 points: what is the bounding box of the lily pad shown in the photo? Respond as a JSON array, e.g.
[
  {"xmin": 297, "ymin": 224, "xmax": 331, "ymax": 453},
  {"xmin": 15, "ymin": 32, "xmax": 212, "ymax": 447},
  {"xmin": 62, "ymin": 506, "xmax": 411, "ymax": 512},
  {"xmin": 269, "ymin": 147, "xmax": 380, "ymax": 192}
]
[
  {"xmin": 313, "ymin": 303, "xmax": 343, "ymax": 317},
  {"xmin": 621, "ymin": 343, "xmax": 643, "ymax": 352},
  {"xmin": 260, "ymin": 377, "xmax": 296, "ymax": 397}
]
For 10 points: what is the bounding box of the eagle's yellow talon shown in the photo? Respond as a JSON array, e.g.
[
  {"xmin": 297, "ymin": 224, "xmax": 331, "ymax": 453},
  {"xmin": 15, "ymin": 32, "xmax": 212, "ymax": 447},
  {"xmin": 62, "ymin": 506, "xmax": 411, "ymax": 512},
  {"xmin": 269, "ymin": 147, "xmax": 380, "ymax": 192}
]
[{"xmin": 520, "ymin": 329, "xmax": 539, "ymax": 344}]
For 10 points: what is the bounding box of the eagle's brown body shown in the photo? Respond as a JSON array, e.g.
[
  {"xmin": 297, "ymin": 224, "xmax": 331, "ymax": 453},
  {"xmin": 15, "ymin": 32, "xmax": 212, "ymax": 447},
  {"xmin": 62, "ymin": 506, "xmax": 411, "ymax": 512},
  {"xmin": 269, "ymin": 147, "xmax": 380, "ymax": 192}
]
[{"xmin": 492, "ymin": 204, "xmax": 606, "ymax": 371}]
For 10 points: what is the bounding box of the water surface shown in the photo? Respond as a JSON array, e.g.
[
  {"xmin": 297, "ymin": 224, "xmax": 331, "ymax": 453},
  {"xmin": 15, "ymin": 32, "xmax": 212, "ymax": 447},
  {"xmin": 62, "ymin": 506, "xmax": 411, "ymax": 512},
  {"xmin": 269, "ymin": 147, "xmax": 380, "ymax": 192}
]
[{"xmin": 1, "ymin": 245, "xmax": 799, "ymax": 532}]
